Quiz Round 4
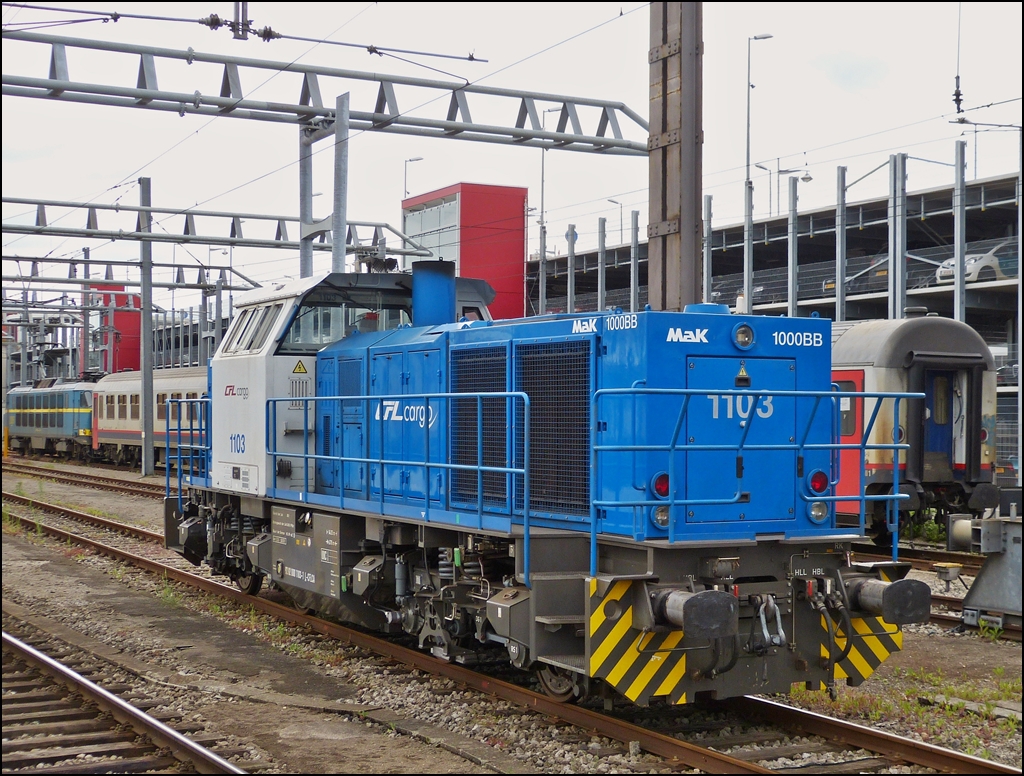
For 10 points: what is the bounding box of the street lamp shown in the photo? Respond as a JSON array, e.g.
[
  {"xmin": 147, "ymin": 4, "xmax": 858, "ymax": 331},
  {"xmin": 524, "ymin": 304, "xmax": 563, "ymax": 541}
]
[
  {"xmin": 755, "ymin": 161, "xmax": 807, "ymax": 217},
  {"xmin": 404, "ymin": 157, "xmax": 423, "ymax": 198},
  {"xmin": 607, "ymin": 199, "xmax": 623, "ymax": 244},
  {"xmin": 743, "ymin": 32, "xmax": 773, "ymax": 314}
]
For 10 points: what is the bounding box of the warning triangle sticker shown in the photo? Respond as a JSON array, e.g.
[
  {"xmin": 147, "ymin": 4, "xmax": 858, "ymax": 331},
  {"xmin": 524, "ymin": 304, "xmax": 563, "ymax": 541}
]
[{"xmin": 293, "ymin": 361, "xmax": 307, "ymax": 374}]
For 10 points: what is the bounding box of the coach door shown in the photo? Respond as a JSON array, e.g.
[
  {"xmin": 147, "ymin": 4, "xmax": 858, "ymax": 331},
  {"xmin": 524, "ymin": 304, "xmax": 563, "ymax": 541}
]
[
  {"xmin": 923, "ymin": 370, "xmax": 955, "ymax": 482},
  {"xmin": 833, "ymin": 370, "xmax": 863, "ymax": 519}
]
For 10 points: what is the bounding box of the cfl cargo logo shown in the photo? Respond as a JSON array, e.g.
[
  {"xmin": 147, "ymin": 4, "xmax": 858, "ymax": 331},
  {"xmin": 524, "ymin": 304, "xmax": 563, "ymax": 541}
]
[
  {"xmin": 666, "ymin": 327, "xmax": 708, "ymax": 343},
  {"xmin": 224, "ymin": 385, "xmax": 249, "ymax": 400},
  {"xmin": 572, "ymin": 318, "xmax": 598, "ymax": 334},
  {"xmin": 375, "ymin": 400, "xmax": 438, "ymax": 428}
]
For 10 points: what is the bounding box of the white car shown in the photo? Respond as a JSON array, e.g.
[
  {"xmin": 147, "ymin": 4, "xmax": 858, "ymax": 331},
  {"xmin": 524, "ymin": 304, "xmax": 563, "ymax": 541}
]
[{"xmin": 935, "ymin": 240, "xmax": 1017, "ymax": 284}]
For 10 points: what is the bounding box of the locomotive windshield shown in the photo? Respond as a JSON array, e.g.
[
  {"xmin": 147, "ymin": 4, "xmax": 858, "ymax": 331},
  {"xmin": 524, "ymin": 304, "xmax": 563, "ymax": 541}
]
[{"xmin": 277, "ymin": 287, "xmax": 412, "ymax": 354}]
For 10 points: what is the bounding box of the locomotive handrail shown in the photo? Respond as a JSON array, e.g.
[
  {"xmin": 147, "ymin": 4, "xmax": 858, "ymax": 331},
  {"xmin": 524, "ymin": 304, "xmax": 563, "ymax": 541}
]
[
  {"xmin": 590, "ymin": 387, "xmax": 922, "ymax": 573},
  {"xmin": 166, "ymin": 397, "xmax": 210, "ymax": 514},
  {"xmin": 266, "ymin": 391, "xmax": 537, "ymax": 585}
]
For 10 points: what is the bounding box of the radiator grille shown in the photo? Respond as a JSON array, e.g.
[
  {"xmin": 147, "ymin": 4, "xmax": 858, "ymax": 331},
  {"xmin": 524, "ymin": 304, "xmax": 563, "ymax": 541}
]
[
  {"xmin": 451, "ymin": 347, "xmax": 508, "ymax": 507},
  {"xmin": 515, "ymin": 340, "xmax": 591, "ymax": 516}
]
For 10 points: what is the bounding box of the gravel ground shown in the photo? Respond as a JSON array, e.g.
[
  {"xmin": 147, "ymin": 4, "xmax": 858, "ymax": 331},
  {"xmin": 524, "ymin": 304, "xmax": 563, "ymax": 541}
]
[{"xmin": 3, "ymin": 466, "xmax": 1021, "ymax": 772}]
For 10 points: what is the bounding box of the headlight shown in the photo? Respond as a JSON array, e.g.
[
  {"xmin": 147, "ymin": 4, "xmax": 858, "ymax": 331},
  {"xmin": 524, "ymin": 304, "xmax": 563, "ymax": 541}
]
[
  {"xmin": 808, "ymin": 501, "xmax": 829, "ymax": 523},
  {"xmin": 966, "ymin": 256, "xmax": 980, "ymax": 265},
  {"xmin": 733, "ymin": 323, "xmax": 754, "ymax": 349},
  {"xmin": 651, "ymin": 505, "xmax": 670, "ymax": 528}
]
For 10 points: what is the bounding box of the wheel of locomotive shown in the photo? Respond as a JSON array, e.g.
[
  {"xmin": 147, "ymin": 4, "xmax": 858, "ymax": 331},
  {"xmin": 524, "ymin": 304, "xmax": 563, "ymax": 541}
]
[
  {"xmin": 536, "ymin": 665, "xmax": 579, "ymax": 703},
  {"xmin": 235, "ymin": 572, "xmax": 264, "ymax": 596}
]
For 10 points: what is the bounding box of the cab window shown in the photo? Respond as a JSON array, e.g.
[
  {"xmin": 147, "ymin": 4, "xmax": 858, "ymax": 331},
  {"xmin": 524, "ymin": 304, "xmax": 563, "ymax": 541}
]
[{"xmin": 278, "ymin": 289, "xmax": 412, "ymax": 355}]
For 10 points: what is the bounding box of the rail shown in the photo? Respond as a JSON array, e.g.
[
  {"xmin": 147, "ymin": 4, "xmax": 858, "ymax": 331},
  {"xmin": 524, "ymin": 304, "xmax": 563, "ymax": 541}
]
[
  {"xmin": 590, "ymin": 387, "xmax": 920, "ymax": 573},
  {"xmin": 267, "ymin": 392, "xmax": 536, "ymax": 583},
  {"xmin": 166, "ymin": 397, "xmax": 211, "ymax": 513},
  {"xmin": 2, "ymin": 631, "xmax": 245, "ymax": 774},
  {"xmin": 172, "ymin": 386, "xmax": 918, "ymax": 586}
]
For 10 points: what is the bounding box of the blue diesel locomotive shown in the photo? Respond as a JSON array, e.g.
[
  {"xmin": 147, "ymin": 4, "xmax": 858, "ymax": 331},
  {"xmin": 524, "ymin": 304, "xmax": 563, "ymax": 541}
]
[{"xmin": 166, "ymin": 263, "xmax": 929, "ymax": 705}]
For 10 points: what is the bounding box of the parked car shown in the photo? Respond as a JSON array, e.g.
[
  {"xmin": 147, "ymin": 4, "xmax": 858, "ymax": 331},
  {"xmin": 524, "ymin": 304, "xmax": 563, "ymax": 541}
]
[
  {"xmin": 995, "ymin": 456, "xmax": 1019, "ymax": 487},
  {"xmin": 935, "ymin": 240, "xmax": 1017, "ymax": 283},
  {"xmin": 997, "ymin": 361, "xmax": 1019, "ymax": 385}
]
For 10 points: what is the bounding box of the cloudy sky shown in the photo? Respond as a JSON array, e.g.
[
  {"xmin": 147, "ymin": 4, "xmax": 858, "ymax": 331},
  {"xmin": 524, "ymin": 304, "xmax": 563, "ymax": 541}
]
[{"xmin": 2, "ymin": 2, "xmax": 1021, "ymax": 309}]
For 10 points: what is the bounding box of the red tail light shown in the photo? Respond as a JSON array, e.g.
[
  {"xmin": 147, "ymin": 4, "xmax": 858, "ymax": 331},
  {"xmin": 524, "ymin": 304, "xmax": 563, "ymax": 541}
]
[
  {"xmin": 653, "ymin": 472, "xmax": 670, "ymax": 498},
  {"xmin": 809, "ymin": 470, "xmax": 829, "ymax": 494}
]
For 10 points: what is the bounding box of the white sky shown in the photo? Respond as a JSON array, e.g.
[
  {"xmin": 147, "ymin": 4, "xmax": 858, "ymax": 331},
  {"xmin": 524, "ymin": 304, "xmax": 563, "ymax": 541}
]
[{"xmin": 2, "ymin": 2, "xmax": 1021, "ymax": 310}]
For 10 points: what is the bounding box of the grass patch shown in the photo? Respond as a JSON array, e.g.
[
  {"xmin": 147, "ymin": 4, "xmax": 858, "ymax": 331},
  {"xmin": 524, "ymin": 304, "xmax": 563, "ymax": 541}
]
[{"xmin": 158, "ymin": 574, "xmax": 182, "ymax": 607}]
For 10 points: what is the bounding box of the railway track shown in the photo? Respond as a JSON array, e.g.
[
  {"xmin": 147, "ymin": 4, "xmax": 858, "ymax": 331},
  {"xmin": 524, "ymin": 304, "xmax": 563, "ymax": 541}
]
[
  {"xmin": 2, "ymin": 499, "xmax": 1017, "ymax": 774},
  {"xmin": 3, "ymin": 461, "xmax": 171, "ymax": 499},
  {"xmin": 2, "ymin": 627, "xmax": 245, "ymax": 774},
  {"xmin": 853, "ymin": 542, "xmax": 984, "ymax": 577},
  {"xmin": 6, "ymin": 472, "xmax": 1018, "ymax": 644}
]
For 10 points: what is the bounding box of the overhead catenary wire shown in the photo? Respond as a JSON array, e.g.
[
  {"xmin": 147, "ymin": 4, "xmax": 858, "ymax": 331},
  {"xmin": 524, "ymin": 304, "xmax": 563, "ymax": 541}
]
[{"xmin": 1, "ymin": 2, "xmax": 488, "ymax": 63}]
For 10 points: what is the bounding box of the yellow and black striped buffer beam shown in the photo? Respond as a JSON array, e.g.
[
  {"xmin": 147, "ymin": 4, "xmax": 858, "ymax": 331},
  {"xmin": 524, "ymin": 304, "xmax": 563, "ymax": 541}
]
[
  {"xmin": 587, "ymin": 578, "xmax": 689, "ymax": 705},
  {"xmin": 820, "ymin": 614, "xmax": 903, "ymax": 687}
]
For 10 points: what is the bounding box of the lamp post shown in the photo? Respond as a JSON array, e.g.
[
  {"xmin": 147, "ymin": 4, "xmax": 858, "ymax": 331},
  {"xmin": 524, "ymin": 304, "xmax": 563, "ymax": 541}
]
[
  {"xmin": 607, "ymin": 199, "xmax": 623, "ymax": 244},
  {"xmin": 753, "ymin": 163, "xmax": 771, "ymax": 218},
  {"xmin": 404, "ymin": 156, "xmax": 423, "ymax": 198},
  {"xmin": 743, "ymin": 33, "xmax": 773, "ymax": 314}
]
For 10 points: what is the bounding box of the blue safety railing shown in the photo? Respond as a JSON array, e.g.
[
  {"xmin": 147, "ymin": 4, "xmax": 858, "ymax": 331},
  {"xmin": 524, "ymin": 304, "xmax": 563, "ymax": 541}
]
[
  {"xmin": 267, "ymin": 392, "xmax": 537, "ymax": 584},
  {"xmin": 590, "ymin": 387, "xmax": 921, "ymax": 574},
  {"xmin": 166, "ymin": 397, "xmax": 211, "ymax": 514}
]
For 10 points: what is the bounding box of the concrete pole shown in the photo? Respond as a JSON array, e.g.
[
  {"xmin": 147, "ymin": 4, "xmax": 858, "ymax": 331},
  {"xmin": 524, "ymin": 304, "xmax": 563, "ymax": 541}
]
[
  {"xmin": 21, "ymin": 294, "xmax": 29, "ymax": 386},
  {"xmin": 299, "ymin": 129, "xmax": 314, "ymax": 278},
  {"xmin": 597, "ymin": 217, "xmax": 606, "ymax": 312},
  {"xmin": 82, "ymin": 246, "xmax": 91, "ymax": 375},
  {"xmin": 743, "ymin": 180, "xmax": 754, "ymax": 313},
  {"xmin": 1017, "ymin": 128, "xmax": 1022, "ymax": 488},
  {"xmin": 787, "ymin": 176, "xmax": 799, "ymax": 318},
  {"xmin": 887, "ymin": 153, "xmax": 907, "ymax": 319},
  {"xmin": 835, "ymin": 167, "xmax": 847, "ymax": 322},
  {"xmin": 567, "ymin": 224, "xmax": 576, "ymax": 314},
  {"xmin": 953, "ymin": 140, "xmax": 967, "ymax": 323},
  {"xmin": 538, "ymin": 225, "xmax": 547, "ymax": 315},
  {"xmin": 139, "ymin": 177, "xmax": 155, "ymax": 476},
  {"xmin": 106, "ymin": 297, "xmax": 115, "ymax": 373},
  {"xmin": 702, "ymin": 195, "xmax": 713, "ymax": 303},
  {"xmin": 199, "ymin": 284, "xmax": 209, "ymax": 365},
  {"xmin": 630, "ymin": 210, "xmax": 640, "ymax": 313},
  {"xmin": 332, "ymin": 92, "xmax": 350, "ymax": 273},
  {"xmin": 214, "ymin": 278, "xmax": 223, "ymax": 352}
]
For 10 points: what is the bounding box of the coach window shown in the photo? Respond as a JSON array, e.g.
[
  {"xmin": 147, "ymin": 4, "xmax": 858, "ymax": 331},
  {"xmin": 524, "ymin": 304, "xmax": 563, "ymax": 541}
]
[
  {"xmin": 836, "ymin": 381, "xmax": 857, "ymax": 437},
  {"xmin": 105, "ymin": 394, "xmax": 115, "ymax": 420},
  {"xmin": 157, "ymin": 393, "xmax": 167, "ymax": 421},
  {"xmin": 118, "ymin": 394, "xmax": 128, "ymax": 420},
  {"xmin": 170, "ymin": 392, "xmax": 182, "ymax": 422},
  {"xmin": 130, "ymin": 394, "xmax": 140, "ymax": 420},
  {"xmin": 185, "ymin": 391, "xmax": 199, "ymax": 422}
]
